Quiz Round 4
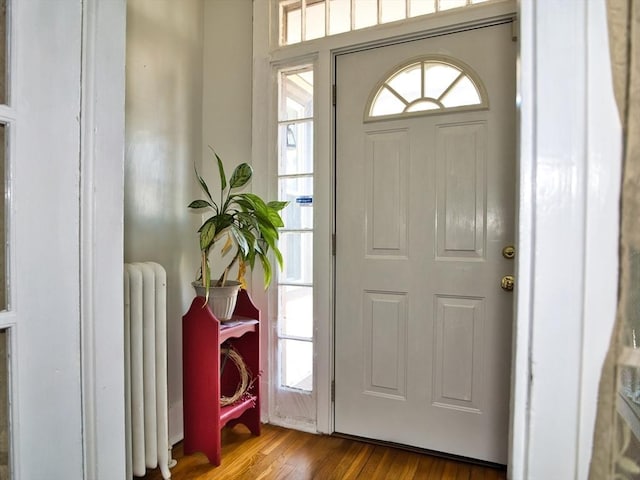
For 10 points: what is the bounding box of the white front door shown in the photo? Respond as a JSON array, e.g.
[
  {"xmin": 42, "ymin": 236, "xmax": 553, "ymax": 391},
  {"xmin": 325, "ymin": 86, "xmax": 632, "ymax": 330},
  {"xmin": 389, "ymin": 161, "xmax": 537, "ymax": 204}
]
[{"xmin": 334, "ymin": 22, "xmax": 516, "ymax": 464}]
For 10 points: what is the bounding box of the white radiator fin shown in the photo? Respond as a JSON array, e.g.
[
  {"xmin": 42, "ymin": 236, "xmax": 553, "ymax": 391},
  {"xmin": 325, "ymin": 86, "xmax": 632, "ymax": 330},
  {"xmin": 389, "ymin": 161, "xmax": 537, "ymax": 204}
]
[{"xmin": 124, "ymin": 262, "xmax": 172, "ymax": 479}]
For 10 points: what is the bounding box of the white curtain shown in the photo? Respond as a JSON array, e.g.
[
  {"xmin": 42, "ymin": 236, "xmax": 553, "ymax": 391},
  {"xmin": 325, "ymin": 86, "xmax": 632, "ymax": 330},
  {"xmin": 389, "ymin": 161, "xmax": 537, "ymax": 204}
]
[{"xmin": 590, "ymin": 1, "xmax": 640, "ymax": 478}]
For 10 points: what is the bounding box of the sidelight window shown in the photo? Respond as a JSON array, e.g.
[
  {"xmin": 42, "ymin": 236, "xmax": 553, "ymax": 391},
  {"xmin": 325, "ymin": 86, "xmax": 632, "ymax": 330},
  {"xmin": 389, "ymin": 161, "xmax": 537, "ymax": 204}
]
[{"xmin": 277, "ymin": 66, "xmax": 314, "ymax": 392}]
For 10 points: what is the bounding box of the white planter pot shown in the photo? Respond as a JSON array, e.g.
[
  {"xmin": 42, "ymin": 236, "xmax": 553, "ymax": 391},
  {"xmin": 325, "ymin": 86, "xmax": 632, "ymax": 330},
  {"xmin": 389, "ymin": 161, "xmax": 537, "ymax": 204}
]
[{"xmin": 192, "ymin": 280, "xmax": 241, "ymax": 321}]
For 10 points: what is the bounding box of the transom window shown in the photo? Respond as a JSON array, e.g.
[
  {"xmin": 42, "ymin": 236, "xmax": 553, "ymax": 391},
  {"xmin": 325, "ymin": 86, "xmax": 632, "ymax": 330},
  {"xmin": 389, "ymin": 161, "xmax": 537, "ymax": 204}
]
[
  {"xmin": 279, "ymin": 0, "xmax": 494, "ymax": 46},
  {"xmin": 366, "ymin": 57, "xmax": 487, "ymax": 121}
]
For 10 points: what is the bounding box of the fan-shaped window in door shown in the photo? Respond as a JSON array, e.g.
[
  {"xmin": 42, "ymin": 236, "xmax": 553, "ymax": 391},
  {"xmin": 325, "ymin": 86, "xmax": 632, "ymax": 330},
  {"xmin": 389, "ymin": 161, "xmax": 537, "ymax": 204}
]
[{"xmin": 366, "ymin": 57, "xmax": 488, "ymax": 121}]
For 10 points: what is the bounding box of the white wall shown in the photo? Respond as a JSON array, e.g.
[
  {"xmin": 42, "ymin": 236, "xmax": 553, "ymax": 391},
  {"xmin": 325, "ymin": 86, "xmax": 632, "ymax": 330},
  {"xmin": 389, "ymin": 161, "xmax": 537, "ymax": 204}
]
[
  {"xmin": 124, "ymin": 0, "xmax": 254, "ymax": 444},
  {"xmin": 512, "ymin": 0, "xmax": 620, "ymax": 478},
  {"xmin": 202, "ymin": 0, "xmax": 253, "ymax": 172},
  {"xmin": 201, "ymin": 0, "xmax": 254, "ymax": 286},
  {"xmin": 125, "ymin": 0, "xmax": 204, "ymax": 443},
  {"xmin": 202, "ymin": 0, "xmax": 264, "ymax": 414}
]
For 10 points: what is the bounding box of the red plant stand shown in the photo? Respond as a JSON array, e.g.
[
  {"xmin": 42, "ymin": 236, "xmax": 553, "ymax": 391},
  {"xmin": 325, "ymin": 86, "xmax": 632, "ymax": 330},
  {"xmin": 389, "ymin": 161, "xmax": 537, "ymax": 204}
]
[{"xmin": 182, "ymin": 289, "xmax": 261, "ymax": 466}]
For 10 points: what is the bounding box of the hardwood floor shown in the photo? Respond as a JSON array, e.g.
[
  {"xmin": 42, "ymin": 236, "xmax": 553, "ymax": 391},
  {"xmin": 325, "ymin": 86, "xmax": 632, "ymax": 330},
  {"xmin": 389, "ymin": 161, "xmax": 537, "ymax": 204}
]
[{"xmin": 141, "ymin": 424, "xmax": 507, "ymax": 480}]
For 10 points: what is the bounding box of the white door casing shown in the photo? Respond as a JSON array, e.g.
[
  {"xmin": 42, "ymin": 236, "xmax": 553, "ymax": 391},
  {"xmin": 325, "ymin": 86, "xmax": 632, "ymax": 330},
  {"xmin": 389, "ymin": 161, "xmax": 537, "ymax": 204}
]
[
  {"xmin": 334, "ymin": 23, "xmax": 516, "ymax": 464},
  {"xmin": 12, "ymin": 1, "xmax": 127, "ymax": 478},
  {"xmin": 14, "ymin": 2, "xmax": 84, "ymax": 478}
]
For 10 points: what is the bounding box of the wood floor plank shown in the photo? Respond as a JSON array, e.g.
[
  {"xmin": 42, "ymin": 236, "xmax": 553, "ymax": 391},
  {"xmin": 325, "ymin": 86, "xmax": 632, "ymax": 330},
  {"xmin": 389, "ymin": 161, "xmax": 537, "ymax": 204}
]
[
  {"xmin": 336, "ymin": 442, "xmax": 375, "ymax": 479},
  {"xmin": 140, "ymin": 424, "xmax": 507, "ymax": 480}
]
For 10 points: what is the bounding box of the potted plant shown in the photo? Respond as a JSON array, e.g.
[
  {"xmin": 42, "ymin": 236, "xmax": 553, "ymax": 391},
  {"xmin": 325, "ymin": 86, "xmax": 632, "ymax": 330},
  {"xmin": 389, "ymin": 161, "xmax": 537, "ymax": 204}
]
[{"xmin": 188, "ymin": 148, "xmax": 288, "ymax": 320}]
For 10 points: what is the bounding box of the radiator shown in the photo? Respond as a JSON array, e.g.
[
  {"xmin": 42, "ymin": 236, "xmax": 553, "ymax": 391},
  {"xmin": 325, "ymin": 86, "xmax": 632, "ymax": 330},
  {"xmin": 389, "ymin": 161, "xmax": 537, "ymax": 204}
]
[{"xmin": 124, "ymin": 262, "xmax": 173, "ymax": 479}]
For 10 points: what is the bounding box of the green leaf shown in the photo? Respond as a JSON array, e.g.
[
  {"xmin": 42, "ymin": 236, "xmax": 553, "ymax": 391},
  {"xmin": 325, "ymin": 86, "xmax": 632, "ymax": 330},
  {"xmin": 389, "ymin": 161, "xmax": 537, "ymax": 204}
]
[
  {"xmin": 242, "ymin": 193, "xmax": 268, "ymax": 211},
  {"xmin": 198, "ymin": 218, "xmax": 216, "ymax": 251},
  {"xmin": 188, "ymin": 199, "xmax": 212, "ymax": 209},
  {"xmin": 267, "ymin": 208, "xmax": 285, "ymax": 228},
  {"xmin": 214, "ymin": 213, "xmax": 234, "ymax": 232},
  {"xmin": 229, "ymin": 163, "xmax": 253, "ymax": 188},
  {"xmin": 236, "ymin": 212, "xmax": 260, "ymax": 231},
  {"xmin": 267, "ymin": 200, "xmax": 289, "ymax": 212},
  {"xmin": 240, "ymin": 228, "xmax": 257, "ymax": 252},
  {"xmin": 194, "ymin": 164, "xmax": 214, "ymax": 204},
  {"xmin": 259, "ymin": 253, "xmax": 273, "ymax": 288},
  {"xmin": 234, "ymin": 194, "xmax": 276, "ymax": 232},
  {"xmin": 230, "ymin": 226, "xmax": 250, "ymax": 257},
  {"xmin": 209, "ymin": 148, "xmax": 227, "ymax": 191},
  {"xmin": 273, "ymin": 245, "xmax": 284, "ymax": 269},
  {"xmin": 245, "ymin": 248, "xmax": 256, "ymax": 269},
  {"xmin": 258, "ymin": 223, "xmax": 279, "ymax": 248},
  {"xmin": 232, "ymin": 196, "xmax": 258, "ymax": 216}
]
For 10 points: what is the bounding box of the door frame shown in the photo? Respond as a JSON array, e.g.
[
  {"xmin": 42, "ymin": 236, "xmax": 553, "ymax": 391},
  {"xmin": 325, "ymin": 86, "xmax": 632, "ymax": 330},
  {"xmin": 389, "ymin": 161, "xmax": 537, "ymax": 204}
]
[
  {"xmin": 79, "ymin": 1, "xmax": 127, "ymax": 478},
  {"xmin": 252, "ymin": 0, "xmax": 519, "ymax": 444},
  {"xmin": 252, "ymin": 0, "xmax": 620, "ymax": 477},
  {"xmin": 12, "ymin": 1, "xmax": 126, "ymax": 478}
]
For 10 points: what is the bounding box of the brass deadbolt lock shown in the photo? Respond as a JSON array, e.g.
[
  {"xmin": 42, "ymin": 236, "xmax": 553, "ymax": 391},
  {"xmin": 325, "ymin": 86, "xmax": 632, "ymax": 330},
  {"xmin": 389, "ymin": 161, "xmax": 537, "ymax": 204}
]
[
  {"xmin": 502, "ymin": 245, "xmax": 516, "ymax": 259},
  {"xmin": 501, "ymin": 275, "xmax": 515, "ymax": 291}
]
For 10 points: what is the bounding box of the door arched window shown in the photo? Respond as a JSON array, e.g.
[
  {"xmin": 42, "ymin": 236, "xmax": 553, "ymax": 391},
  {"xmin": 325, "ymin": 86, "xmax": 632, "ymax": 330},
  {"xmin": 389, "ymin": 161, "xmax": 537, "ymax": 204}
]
[{"xmin": 365, "ymin": 56, "xmax": 488, "ymax": 121}]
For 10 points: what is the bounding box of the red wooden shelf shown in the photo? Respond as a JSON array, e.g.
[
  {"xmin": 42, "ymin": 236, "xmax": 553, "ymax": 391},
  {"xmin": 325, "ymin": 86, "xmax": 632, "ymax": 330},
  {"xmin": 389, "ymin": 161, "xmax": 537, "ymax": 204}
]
[
  {"xmin": 182, "ymin": 290, "xmax": 261, "ymax": 466},
  {"xmin": 220, "ymin": 318, "xmax": 258, "ymax": 343},
  {"xmin": 220, "ymin": 395, "xmax": 257, "ymax": 428}
]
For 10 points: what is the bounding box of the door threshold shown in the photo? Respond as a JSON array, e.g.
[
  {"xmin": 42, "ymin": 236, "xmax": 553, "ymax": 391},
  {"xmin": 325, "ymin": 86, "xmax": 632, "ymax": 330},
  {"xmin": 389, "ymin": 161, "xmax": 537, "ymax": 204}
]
[{"xmin": 331, "ymin": 431, "xmax": 507, "ymax": 470}]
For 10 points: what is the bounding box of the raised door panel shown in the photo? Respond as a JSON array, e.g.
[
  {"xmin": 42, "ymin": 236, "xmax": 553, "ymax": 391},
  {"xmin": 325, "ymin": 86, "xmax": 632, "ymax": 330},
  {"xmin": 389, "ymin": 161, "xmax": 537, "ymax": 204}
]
[
  {"xmin": 362, "ymin": 291, "xmax": 407, "ymax": 400},
  {"xmin": 365, "ymin": 130, "xmax": 409, "ymax": 257},
  {"xmin": 435, "ymin": 122, "xmax": 487, "ymax": 260},
  {"xmin": 432, "ymin": 295, "xmax": 484, "ymax": 413}
]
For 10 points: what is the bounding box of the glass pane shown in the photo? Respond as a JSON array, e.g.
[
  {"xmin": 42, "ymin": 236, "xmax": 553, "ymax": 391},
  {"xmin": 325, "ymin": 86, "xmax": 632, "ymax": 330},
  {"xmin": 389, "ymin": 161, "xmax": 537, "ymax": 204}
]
[
  {"xmin": 305, "ymin": 1, "xmax": 326, "ymax": 41},
  {"xmin": 278, "ymin": 121, "xmax": 313, "ymax": 175},
  {"xmin": 0, "ymin": 330, "xmax": 9, "ymax": 478},
  {"xmin": 279, "ymin": 175, "xmax": 313, "ymax": 230},
  {"xmin": 620, "ymin": 249, "xmax": 640, "ymax": 410},
  {"xmin": 424, "ymin": 62, "xmax": 460, "ymax": 99},
  {"xmin": 438, "ymin": 0, "xmax": 467, "ymax": 11},
  {"xmin": 280, "ymin": 69, "xmax": 314, "ymax": 121},
  {"xmin": 0, "ymin": 124, "xmax": 5, "ymax": 311},
  {"xmin": 441, "ymin": 76, "xmax": 481, "ymax": 107},
  {"xmin": 381, "ymin": 0, "xmax": 406, "ymax": 24},
  {"xmin": 280, "ymin": 338, "xmax": 313, "ymax": 391},
  {"xmin": 280, "ymin": 232, "xmax": 313, "ymax": 284},
  {"xmin": 387, "ymin": 63, "xmax": 422, "ymax": 103},
  {"xmin": 282, "ymin": 2, "xmax": 302, "ymax": 45},
  {"xmin": 329, "ymin": 0, "xmax": 351, "ymax": 35},
  {"xmin": 410, "ymin": 0, "xmax": 436, "ymax": 16},
  {"xmin": 371, "ymin": 86, "xmax": 406, "ymax": 117},
  {"xmin": 279, "ymin": 285, "xmax": 313, "ymax": 338},
  {"xmin": 0, "ymin": 1, "xmax": 6, "ymax": 104},
  {"xmin": 406, "ymin": 100, "xmax": 441, "ymax": 112},
  {"xmin": 354, "ymin": 0, "xmax": 377, "ymax": 29},
  {"xmin": 627, "ymin": 249, "xmax": 640, "ymax": 341}
]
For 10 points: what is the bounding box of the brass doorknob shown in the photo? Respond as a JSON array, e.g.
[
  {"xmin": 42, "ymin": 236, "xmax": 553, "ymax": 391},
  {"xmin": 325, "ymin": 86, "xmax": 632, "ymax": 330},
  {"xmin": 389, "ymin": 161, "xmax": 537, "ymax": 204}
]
[{"xmin": 501, "ymin": 275, "xmax": 514, "ymax": 291}]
